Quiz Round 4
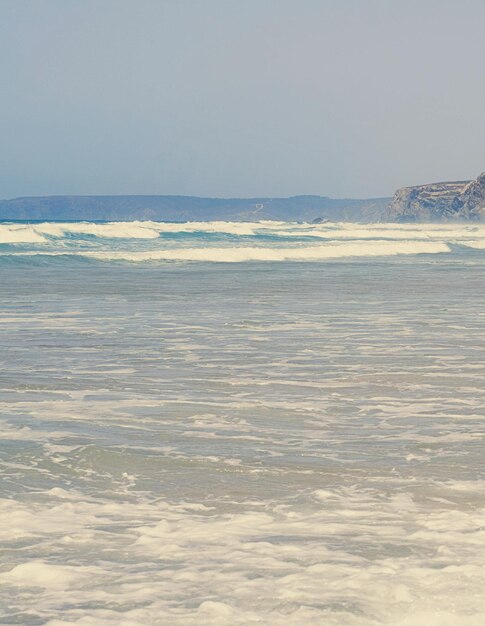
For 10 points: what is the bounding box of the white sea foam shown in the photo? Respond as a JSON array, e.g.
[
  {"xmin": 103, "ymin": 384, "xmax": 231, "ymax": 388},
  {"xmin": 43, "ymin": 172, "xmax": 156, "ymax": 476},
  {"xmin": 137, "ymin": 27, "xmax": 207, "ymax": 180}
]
[
  {"xmin": 120, "ymin": 220, "xmax": 485, "ymax": 242},
  {"xmin": 57, "ymin": 220, "xmax": 485, "ymax": 244},
  {"xmin": 139, "ymin": 220, "xmax": 267, "ymax": 236},
  {"xmin": 282, "ymin": 226, "xmax": 485, "ymax": 241},
  {"xmin": 1, "ymin": 221, "xmax": 485, "ymax": 259},
  {"xmin": 462, "ymin": 239, "xmax": 485, "ymax": 249},
  {"xmin": 0, "ymin": 220, "xmax": 272, "ymax": 242},
  {"xmin": 1, "ymin": 488, "xmax": 484, "ymax": 625},
  {"xmin": 0, "ymin": 560, "xmax": 95, "ymax": 589},
  {"xmin": 86, "ymin": 240, "xmax": 450, "ymax": 262},
  {"xmin": 35, "ymin": 222, "xmax": 162, "ymax": 239},
  {"xmin": 0, "ymin": 224, "xmax": 47, "ymax": 244},
  {"xmin": 0, "ymin": 221, "xmax": 163, "ymax": 242}
]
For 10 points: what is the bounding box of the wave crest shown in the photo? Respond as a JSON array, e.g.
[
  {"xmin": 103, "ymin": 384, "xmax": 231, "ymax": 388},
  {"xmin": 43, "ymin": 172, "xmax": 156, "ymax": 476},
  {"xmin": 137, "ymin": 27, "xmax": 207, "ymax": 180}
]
[{"xmin": 86, "ymin": 241, "xmax": 450, "ymax": 263}]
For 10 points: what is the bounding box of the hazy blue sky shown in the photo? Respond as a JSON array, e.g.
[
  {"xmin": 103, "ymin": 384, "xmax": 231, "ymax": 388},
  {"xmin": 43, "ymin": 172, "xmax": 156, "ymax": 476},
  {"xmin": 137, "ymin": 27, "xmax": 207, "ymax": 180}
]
[{"xmin": 1, "ymin": 0, "xmax": 484, "ymax": 199}]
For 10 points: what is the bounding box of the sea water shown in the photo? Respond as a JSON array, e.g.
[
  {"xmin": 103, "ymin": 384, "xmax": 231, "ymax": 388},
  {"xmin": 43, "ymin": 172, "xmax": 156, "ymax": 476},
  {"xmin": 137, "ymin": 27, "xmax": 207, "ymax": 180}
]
[{"xmin": 0, "ymin": 221, "xmax": 484, "ymax": 625}]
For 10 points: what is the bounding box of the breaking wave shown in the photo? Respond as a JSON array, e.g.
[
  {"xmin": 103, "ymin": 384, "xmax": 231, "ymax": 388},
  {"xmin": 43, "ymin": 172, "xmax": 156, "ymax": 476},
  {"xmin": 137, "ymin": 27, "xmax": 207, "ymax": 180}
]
[
  {"xmin": 1, "ymin": 220, "xmax": 485, "ymax": 242},
  {"xmin": 0, "ymin": 224, "xmax": 47, "ymax": 244},
  {"xmin": 462, "ymin": 239, "xmax": 485, "ymax": 249},
  {"xmin": 1, "ymin": 220, "xmax": 484, "ymax": 263},
  {"xmin": 86, "ymin": 241, "xmax": 450, "ymax": 262}
]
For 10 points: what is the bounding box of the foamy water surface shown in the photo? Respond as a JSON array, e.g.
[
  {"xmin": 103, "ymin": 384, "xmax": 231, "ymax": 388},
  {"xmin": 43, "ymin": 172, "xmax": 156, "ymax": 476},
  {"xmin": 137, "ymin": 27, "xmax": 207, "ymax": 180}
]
[
  {"xmin": 0, "ymin": 220, "xmax": 485, "ymax": 261},
  {"xmin": 1, "ymin": 221, "xmax": 484, "ymax": 625}
]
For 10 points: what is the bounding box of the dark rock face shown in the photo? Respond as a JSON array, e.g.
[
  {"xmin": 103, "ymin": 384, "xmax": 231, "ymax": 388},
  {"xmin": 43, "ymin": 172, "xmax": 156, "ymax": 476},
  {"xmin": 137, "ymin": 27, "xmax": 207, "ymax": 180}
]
[{"xmin": 387, "ymin": 172, "xmax": 485, "ymax": 222}]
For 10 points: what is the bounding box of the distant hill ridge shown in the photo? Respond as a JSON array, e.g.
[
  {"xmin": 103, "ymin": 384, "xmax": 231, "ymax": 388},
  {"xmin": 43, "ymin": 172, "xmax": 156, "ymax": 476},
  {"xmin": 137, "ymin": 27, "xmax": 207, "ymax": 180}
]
[
  {"xmin": 0, "ymin": 194, "xmax": 390, "ymax": 223},
  {"xmin": 2, "ymin": 172, "xmax": 484, "ymax": 222}
]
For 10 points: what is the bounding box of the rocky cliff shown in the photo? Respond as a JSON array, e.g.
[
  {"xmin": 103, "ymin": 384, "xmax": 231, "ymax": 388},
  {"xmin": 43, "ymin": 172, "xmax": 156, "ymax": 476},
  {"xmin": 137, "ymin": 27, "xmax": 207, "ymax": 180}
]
[{"xmin": 387, "ymin": 172, "xmax": 485, "ymax": 222}]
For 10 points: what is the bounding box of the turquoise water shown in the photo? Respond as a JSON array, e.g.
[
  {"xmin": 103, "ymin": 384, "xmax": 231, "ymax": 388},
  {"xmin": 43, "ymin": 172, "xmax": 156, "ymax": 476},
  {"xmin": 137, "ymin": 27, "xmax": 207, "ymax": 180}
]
[{"xmin": 1, "ymin": 221, "xmax": 484, "ymax": 625}]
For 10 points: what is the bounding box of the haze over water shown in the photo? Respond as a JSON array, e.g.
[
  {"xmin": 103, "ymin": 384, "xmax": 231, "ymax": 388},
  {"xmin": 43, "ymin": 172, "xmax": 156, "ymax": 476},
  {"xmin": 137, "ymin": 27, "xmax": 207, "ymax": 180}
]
[{"xmin": 1, "ymin": 221, "xmax": 485, "ymax": 625}]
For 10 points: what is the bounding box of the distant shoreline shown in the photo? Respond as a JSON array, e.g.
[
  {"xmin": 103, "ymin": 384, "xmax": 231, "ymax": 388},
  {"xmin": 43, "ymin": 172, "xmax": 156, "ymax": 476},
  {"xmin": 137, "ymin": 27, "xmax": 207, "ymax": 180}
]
[
  {"xmin": 1, "ymin": 170, "xmax": 484, "ymax": 223},
  {"xmin": 0, "ymin": 195, "xmax": 390, "ymax": 224}
]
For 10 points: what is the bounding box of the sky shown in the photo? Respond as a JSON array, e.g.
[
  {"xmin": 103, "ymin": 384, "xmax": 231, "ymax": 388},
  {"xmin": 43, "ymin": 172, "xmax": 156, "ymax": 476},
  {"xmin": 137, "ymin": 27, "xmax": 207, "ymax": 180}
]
[{"xmin": 0, "ymin": 0, "xmax": 484, "ymax": 199}]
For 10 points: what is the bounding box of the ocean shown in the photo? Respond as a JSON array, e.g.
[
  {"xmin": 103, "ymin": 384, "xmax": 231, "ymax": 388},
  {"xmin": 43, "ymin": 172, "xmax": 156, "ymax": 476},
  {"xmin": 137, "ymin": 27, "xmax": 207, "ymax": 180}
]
[{"xmin": 1, "ymin": 220, "xmax": 484, "ymax": 625}]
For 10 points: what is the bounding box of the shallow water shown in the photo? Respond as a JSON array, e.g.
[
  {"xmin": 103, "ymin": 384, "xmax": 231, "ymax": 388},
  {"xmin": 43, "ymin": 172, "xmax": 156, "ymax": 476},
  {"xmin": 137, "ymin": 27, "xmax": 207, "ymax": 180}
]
[{"xmin": 0, "ymin": 222, "xmax": 484, "ymax": 625}]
